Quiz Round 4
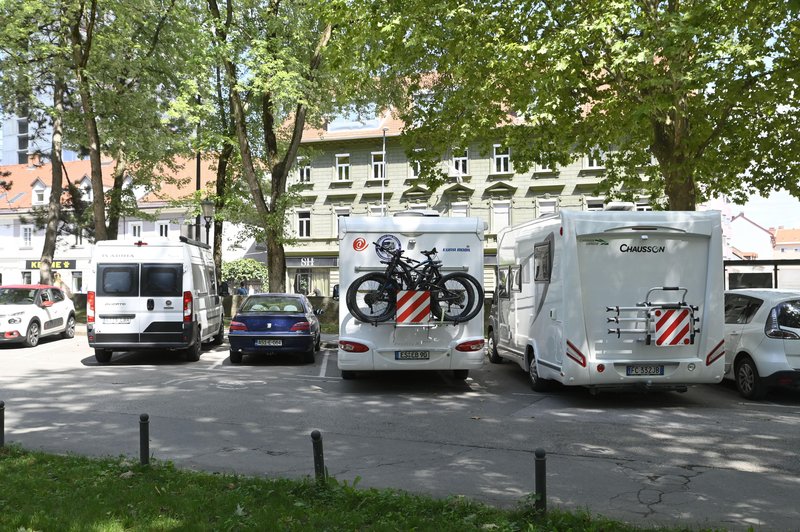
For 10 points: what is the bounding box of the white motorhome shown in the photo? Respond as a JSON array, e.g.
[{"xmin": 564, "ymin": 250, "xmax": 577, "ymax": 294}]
[
  {"xmin": 488, "ymin": 209, "xmax": 725, "ymax": 392},
  {"xmin": 87, "ymin": 236, "xmax": 225, "ymax": 363},
  {"xmin": 338, "ymin": 215, "xmax": 486, "ymax": 380}
]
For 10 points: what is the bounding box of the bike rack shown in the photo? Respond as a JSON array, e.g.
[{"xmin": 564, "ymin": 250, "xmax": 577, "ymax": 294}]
[{"xmin": 605, "ymin": 286, "xmax": 700, "ymax": 345}]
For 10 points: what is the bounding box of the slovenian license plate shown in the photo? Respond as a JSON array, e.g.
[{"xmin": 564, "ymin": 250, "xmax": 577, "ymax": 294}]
[
  {"xmin": 395, "ymin": 350, "xmax": 430, "ymax": 360},
  {"xmin": 626, "ymin": 365, "xmax": 664, "ymax": 376},
  {"xmin": 103, "ymin": 318, "xmax": 131, "ymax": 324},
  {"xmin": 255, "ymin": 339, "xmax": 282, "ymax": 347}
]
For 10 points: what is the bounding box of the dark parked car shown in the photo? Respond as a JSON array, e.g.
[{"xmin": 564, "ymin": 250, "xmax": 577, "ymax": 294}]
[{"xmin": 228, "ymin": 293, "xmax": 322, "ymax": 364}]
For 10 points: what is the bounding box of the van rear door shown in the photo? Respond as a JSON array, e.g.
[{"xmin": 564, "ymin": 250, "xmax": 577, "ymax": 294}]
[
  {"xmin": 139, "ymin": 263, "xmax": 184, "ymax": 343},
  {"xmin": 95, "ymin": 263, "xmax": 140, "ymax": 343}
]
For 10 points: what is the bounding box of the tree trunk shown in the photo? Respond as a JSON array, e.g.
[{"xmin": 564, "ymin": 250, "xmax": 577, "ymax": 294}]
[
  {"xmin": 106, "ymin": 151, "xmax": 128, "ymax": 240},
  {"xmin": 213, "ymin": 143, "xmax": 233, "ymax": 282},
  {"xmin": 267, "ymin": 236, "xmax": 286, "ymax": 292},
  {"xmin": 39, "ymin": 75, "xmax": 66, "ymax": 285},
  {"xmin": 651, "ymin": 107, "xmax": 696, "ymax": 211}
]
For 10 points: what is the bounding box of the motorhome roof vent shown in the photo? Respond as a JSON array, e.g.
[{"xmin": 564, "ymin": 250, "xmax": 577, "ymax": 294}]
[
  {"xmin": 393, "ymin": 210, "xmax": 440, "ymax": 217},
  {"xmin": 604, "ymin": 202, "xmax": 636, "ymax": 211}
]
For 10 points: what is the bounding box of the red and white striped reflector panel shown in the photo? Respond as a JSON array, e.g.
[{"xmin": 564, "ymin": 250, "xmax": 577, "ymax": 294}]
[
  {"xmin": 654, "ymin": 309, "xmax": 692, "ymax": 346},
  {"xmin": 396, "ymin": 291, "xmax": 431, "ymax": 324}
]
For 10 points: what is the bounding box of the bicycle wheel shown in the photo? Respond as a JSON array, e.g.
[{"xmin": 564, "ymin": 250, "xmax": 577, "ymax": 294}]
[
  {"xmin": 346, "ymin": 273, "xmax": 398, "ymax": 323},
  {"xmin": 450, "ymin": 272, "xmax": 484, "ymax": 322},
  {"xmin": 430, "ymin": 273, "xmax": 475, "ymax": 322}
]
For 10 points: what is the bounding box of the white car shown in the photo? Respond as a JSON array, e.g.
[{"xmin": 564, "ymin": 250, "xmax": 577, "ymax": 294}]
[
  {"xmin": 0, "ymin": 285, "xmax": 76, "ymax": 347},
  {"xmin": 723, "ymin": 289, "xmax": 800, "ymax": 399}
]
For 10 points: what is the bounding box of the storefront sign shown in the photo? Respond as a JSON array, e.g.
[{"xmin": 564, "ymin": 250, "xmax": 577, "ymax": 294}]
[{"xmin": 25, "ymin": 259, "xmax": 77, "ymax": 270}]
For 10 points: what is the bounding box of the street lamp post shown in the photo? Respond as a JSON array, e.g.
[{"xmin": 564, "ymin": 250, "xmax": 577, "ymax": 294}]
[{"xmin": 200, "ymin": 198, "xmax": 215, "ymax": 245}]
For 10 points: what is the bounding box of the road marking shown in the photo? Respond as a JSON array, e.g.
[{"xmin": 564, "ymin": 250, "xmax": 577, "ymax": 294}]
[
  {"xmin": 319, "ymin": 352, "xmax": 330, "ymax": 378},
  {"xmin": 207, "ymin": 353, "xmax": 227, "ymax": 370}
]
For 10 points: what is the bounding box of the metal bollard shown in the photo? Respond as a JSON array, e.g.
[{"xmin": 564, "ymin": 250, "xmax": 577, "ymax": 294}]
[
  {"xmin": 534, "ymin": 448, "xmax": 547, "ymax": 515},
  {"xmin": 1, "ymin": 401, "xmax": 4, "ymax": 448},
  {"xmin": 311, "ymin": 430, "xmax": 325, "ymax": 481},
  {"xmin": 139, "ymin": 413, "xmax": 150, "ymax": 465}
]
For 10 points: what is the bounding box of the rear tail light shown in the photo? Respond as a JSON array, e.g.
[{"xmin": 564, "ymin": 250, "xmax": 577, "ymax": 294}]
[
  {"xmin": 339, "ymin": 340, "xmax": 369, "ymax": 353},
  {"xmin": 87, "ymin": 291, "xmax": 95, "ymax": 323},
  {"xmin": 183, "ymin": 291, "xmax": 193, "ymax": 322},
  {"xmin": 456, "ymin": 339, "xmax": 485, "ymax": 352},
  {"xmin": 229, "ymin": 321, "xmax": 247, "ymax": 331},
  {"xmin": 290, "ymin": 321, "xmax": 311, "ymax": 332},
  {"xmin": 706, "ymin": 339, "xmax": 725, "ymax": 365},
  {"xmin": 765, "ymin": 307, "xmax": 800, "ymax": 339},
  {"xmin": 566, "ymin": 340, "xmax": 587, "ymax": 367}
]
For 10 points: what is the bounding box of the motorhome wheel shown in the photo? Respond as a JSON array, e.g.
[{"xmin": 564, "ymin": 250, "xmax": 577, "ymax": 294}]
[
  {"xmin": 487, "ymin": 331, "xmax": 502, "ymax": 363},
  {"xmin": 94, "ymin": 348, "xmax": 112, "ymax": 364}
]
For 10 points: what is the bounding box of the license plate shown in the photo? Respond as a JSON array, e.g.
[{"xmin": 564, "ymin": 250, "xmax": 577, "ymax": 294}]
[
  {"xmin": 103, "ymin": 318, "xmax": 131, "ymax": 324},
  {"xmin": 626, "ymin": 365, "xmax": 664, "ymax": 376},
  {"xmin": 395, "ymin": 350, "xmax": 430, "ymax": 360},
  {"xmin": 255, "ymin": 339, "xmax": 282, "ymax": 347}
]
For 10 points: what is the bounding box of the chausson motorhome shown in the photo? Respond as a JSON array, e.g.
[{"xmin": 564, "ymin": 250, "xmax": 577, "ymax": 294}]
[
  {"xmin": 338, "ymin": 215, "xmax": 486, "ymax": 380},
  {"xmin": 87, "ymin": 236, "xmax": 225, "ymax": 363},
  {"xmin": 488, "ymin": 209, "xmax": 725, "ymax": 392}
]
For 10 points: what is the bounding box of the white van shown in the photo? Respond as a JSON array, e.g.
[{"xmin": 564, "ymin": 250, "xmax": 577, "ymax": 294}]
[
  {"xmin": 87, "ymin": 236, "xmax": 225, "ymax": 363},
  {"xmin": 338, "ymin": 215, "xmax": 486, "ymax": 380},
  {"xmin": 488, "ymin": 208, "xmax": 726, "ymax": 392}
]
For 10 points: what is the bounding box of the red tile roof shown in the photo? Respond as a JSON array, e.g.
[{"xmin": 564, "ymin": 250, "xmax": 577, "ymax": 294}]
[{"xmin": 773, "ymin": 228, "xmax": 800, "ymax": 245}]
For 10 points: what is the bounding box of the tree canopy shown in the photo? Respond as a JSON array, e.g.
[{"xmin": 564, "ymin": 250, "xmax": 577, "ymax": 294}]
[{"xmin": 373, "ymin": 0, "xmax": 800, "ymax": 210}]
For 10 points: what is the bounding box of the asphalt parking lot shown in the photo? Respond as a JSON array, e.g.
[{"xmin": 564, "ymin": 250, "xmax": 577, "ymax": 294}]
[{"xmin": 2, "ymin": 332, "xmax": 800, "ymax": 531}]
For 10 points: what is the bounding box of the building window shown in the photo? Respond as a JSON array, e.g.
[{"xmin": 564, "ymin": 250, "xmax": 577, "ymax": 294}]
[
  {"xmin": 585, "ymin": 151, "xmax": 605, "ymax": 169},
  {"xmin": 33, "ymin": 187, "xmax": 46, "ymax": 205},
  {"xmin": 80, "ymin": 180, "xmax": 93, "ymax": 202},
  {"xmin": 22, "ymin": 225, "xmax": 34, "ymax": 247},
  {"xmin": 130, "ymin": 222, "xmax": 142, "ymax": 238},
  {"xmin": 72, "ymin": 271, "xmax": 83, "ymax": 293},
  {"xmin": 369, "ymin": 205, "xmax": 387, "ymax": 217},
  {"xmin": 297, "ymin": 211, "xmax": 311, "ymax": 237},
  {"xmin": 157, "ymin": 221, "xmax": 169, "ymax": 238},
  {"xmin": 538, "ymin": 199, "xmax": 558, "ymax": 215},
  {"xmin": 493, "ymin": 145, "xmax": 510, "ymax": 174},
  {"xmin": 297, "ymin": 157, "xmax": 311, "ymax": 183},
  {"xmin": 452, "ymin": 148, "xmax": 469, "ymax": 176},
  {"xmin": 333, "ymin": 207, "xmax": 350, "ymax": 236},
  {"xmin": 586, "ymin": 199, "xmax": 605, "ymax": 211},
  {"xmin": 491, "ymin": 201, "xmax": 510, "ymax": 233},
  {"xmin": 22, "ymin": 271, "xmax": 32, "ymax": 284},
  {"xmin": 371, "ymin": 152, "xmax": 385, "ymax": 180},
  {"xmin": 451, "ymin": 202, "xmax": 469, "ymax": 217},
  {"xmin": 335, "ymin": 154, "xmax": 351, "ymax": 181}
]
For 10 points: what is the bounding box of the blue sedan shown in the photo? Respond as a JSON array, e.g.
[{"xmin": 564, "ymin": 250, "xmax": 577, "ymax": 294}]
[{"xmin": 228, "ymin": 293, "xmax": 322, "ymax": 364}]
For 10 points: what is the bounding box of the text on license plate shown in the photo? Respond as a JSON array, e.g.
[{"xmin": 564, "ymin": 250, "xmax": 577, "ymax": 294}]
[
  {"xmin": 255, "ymin": 339, "xmax": 282, "ymax": 347},
  {"xmin": 103, "ymin": 318, "xmax": 131, "ymax": 324},
  {"xmin": 395, "ymin": 350, "xmax": 430, "ymax": 360},
  {"xmin": 626, "ymin": 365, "xmax": 664, "ymax": 376}
]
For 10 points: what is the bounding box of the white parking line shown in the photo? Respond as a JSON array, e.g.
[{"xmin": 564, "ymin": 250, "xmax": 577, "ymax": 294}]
[{"xmin": 319, "ymin": 351, "xmax": 329, "ymax": 377}]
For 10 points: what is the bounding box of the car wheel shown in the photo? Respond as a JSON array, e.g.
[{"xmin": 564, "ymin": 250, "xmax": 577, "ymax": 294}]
[
  {"xmin": 23, "ymin": 321, "xmax": 40, "ymax": 347},
  {"xmin": 211, "ymin": 319, "xmax": 225, "ymax": 346},
  {"xmin": 61, "ymin": 314, "xmax": 76, "ymax": 339},
  {"xmin": 453, "ymin": 369, "xmax": 469, "ymax": 380},
  {"xmin": 341, "ymin": 370, "xmax": 356, "ymax": 380},
  {"xmin": 302, "ymin": 345, "xmax": 315, "ymax": 364},
  {"xmin": 315, "ymin": 334, "xmax": 321, "ymax": 352},
  {"xmin": 487, "ymin": 330, "xmax": 502, "ymax": 364},
  {"xmin": 95, "ymin": 348, "xmax": 112, "ymax": 364},
  {"xmin": 185, "ymin": 329, "xmax": 202, "ymax": 362},
  {"xmin": 735, "ymin": 355, "xmax": 767, "ymax": 400},
  {"xmin": 528, "ymin": 353, "xmax": 551, "ymax": 392},
  {"xmin": 229, "ymin": 350, "xmax": 242, "ymax": 364}
]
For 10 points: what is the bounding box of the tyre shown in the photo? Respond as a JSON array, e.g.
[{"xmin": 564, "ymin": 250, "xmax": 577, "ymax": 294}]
[
  {"xmin": 61, "ymin": 314, "xmax": 76, "ymax": 339},
  {"xmin": 23, "ymin": 321, "xmax": 40, "ymax": 347},
  {"xmin": 487, "ymin": 329, "xmax": 502, "ymax": 364},
  {"xmin": 185, "ymin": 329, "xmax": 202, "ymax": 362},
  {"xmin": 450, "ymin": 272, "xmax": 484, "ymax": 322},
  {"xmin": 528, "ymin": 352, "xmax": 552, "ymax": 392},
  {"xmin": 735, "ymin": 355, "xmax": 767, "ymax": 400},
  {"xmin": 341, "ymin": 370, "xmax": 356, "ymax": 380},
  {"xmin": 430, "ymin": 273, "xmax": 475, "ymax": 322},
  {"xmin": 314, "ymin": 334, "xmax": 321, "ymax": 352},
  {"xmin": 302, "ymin": 344, "xmax": 316, "ymax": 364},
  {"xmin": 229, "ymin": 350, "xmax": 242, "ymax": 364},
  {"xmin": 95, "ymin": 348, "xmax": 112, "ymax": 364},
  {"xmin": 453, "ymin": 369, "xmax": 469, "ymax": 380},
  {"xmin": 211, "ymin": 318, "xmax": 225, "ymax": 346},
  {"xmin": 346, "ymin": 273, "xmax": 398, "ymax": 323}
]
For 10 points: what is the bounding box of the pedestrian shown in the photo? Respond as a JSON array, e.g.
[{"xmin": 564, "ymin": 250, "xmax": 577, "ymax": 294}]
[
  {"xmin": 53, "ymin": 271, "xmax": 72, "ymax": 298},
  {"xmin": 236, "ymin": 281, "xmax": 248, "ymax": 296}
]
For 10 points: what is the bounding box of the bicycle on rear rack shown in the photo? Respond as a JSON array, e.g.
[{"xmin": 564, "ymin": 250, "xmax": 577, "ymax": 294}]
[{"xmin": 345, "ymin": 242, "xmax": 484, "ymax": 324}]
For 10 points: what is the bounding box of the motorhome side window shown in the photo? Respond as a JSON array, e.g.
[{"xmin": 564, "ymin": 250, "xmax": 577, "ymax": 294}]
[
  {"xmin": 190, "ymin": 264, "xmax": 208, "ymax": 295},
  {"xmin": 206, "ymin": 268, "xmax": 217, "ymax": 295},
  {"xmin": 534, "ymin": 241, "xmax": 552, "ymax": 282},
  {"xmin": 141, "ymin": 264, "xmax": 183, "ymax": 297},
  {"xmin": 98, "ymin": 264, "xmax": 139, "ymax": 297},
  {"xmin": 521, "ymin": 256, "xmax": 532, "ymax": 285},
  {"xmin": 510, "ymin": 266, "xmax": 521, "ymax": 292},
  {"xmin": 496, "ymin": 267, "xmax": 509, "ymax": 298}
]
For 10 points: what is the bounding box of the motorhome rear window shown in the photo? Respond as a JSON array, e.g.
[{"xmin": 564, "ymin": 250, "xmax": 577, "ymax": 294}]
[
  {"xmin": 98, "ymin": 264, "xmax": 139, "ymax": 297},
  {"xmin": 141, "ymin": 264, "xmax": 182, "ymax": 297}
]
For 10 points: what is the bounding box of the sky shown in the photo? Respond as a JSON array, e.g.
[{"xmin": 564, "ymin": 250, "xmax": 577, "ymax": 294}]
[{"xmin": 734, "ymin": 190, "xmax": 800, "ymax": 230}]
